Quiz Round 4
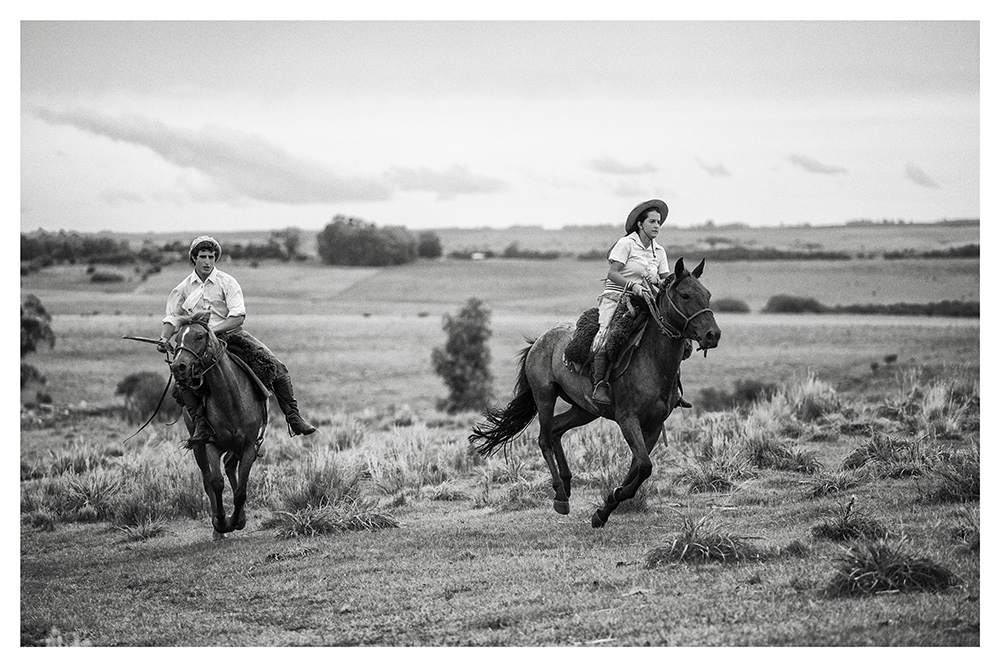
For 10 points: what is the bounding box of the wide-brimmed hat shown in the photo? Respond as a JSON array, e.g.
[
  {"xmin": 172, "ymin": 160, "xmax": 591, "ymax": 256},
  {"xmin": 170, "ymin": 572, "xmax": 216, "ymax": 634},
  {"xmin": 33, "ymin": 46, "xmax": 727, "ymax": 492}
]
[
  {"xmin": 189, "ymin": 235, "xmax": 222, "ymax": 263},
  {"xmin": 625, "ymin": 199, "xmax": 669, "ymax": 234}
]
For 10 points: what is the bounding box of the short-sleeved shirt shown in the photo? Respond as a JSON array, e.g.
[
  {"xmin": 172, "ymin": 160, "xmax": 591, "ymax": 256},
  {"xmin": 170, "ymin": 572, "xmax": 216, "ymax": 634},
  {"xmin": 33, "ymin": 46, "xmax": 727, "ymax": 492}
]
[
  {"xmin": 602, "ymin": 232, "xmax": 670, "ymax": 294},
  {"xmin": 163, "ymin": 267, "xmax": 246, "ymax": 330}
]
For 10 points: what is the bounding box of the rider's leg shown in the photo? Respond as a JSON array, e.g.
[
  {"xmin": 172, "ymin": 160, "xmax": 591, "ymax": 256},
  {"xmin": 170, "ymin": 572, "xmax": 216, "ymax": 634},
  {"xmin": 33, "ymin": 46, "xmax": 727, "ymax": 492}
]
[
  {"xmin": 173, "ymin": 384, "xmax": 213, "ymax": 445},
  {"xmin": 271, "ymin": 373, "xmax": 317, "ymax": 436},
  {"xmin": 590, "ymin": 293, "xmax": 619, "ymax": 405}
]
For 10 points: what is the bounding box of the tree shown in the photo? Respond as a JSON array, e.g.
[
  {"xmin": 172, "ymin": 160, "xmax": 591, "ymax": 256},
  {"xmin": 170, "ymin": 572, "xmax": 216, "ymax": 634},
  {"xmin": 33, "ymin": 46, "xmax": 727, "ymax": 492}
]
[
  {"xmin": 316, "ymin": 215, "xmax": 417, "ymax": 266},
  {"xmin": 431, "ymin": 298, "xmax": 494, "ymax": 413},
  {"xmin": 417, "ymin": 231, "xmax": 443, "ymax": 259},
  {"xmin": 21, "ymin": 294, "xmax": 55, "ymax": 389}
]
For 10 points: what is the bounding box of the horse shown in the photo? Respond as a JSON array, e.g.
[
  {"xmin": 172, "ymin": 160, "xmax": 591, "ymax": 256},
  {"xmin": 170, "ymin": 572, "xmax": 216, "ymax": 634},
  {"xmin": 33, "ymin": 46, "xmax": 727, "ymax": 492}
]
[
  {"xmin": 470, "ymin": 257, "xmax": 721, "ymax": 528},
  {"xmin": 168, "ymin": 312, "xmax": 269, "ymax": 539}
]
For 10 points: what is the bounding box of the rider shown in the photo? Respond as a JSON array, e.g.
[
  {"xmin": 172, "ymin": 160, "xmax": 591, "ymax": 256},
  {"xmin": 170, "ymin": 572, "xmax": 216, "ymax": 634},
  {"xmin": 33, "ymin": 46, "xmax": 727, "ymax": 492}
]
[
  {"xmin": 158, "ymin": 235, "xmax": 317, "ymax": 446},
  {"xmin": 590, "ymin": 199, "xmax": 692, "ymax": 408}
]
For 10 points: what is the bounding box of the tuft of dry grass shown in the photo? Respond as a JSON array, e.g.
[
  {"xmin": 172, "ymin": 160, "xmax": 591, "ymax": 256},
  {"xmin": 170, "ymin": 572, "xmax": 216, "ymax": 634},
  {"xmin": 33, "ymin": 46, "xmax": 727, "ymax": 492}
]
[
  {"xmin": 826, "ymin": 540, "xmax": 960, "ymax": 596},
  {"xmin": 266, "ymin": 498, "xmax": 398, "ymax": 537},
  {"xmin": 950, "ymin": 507, "xmax": 980, "ymax": 553},
  {"xmin": 645, "ymin": 513, "xmax": 764, "ymax": 566},
  {"xmin": 804, "ymin": 469, "xmax": 865, "ymax": 498},
  {"xmin": 925, "ymin": 444, "xmax": 980, "ymax": 503},
  {"xmin": 811, "ymin": 496, "xmax": 891, "ymax": 542}
]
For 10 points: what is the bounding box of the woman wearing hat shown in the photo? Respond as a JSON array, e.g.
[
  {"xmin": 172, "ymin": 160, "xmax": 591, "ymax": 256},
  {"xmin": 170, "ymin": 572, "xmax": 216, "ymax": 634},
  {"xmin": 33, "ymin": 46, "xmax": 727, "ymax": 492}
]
[
  {"xmin": 158, "ymin": 235, "xmax": 317, "ymax": 446},
  {"xmin": 590, "ymin": 199, "xmax": 691, "ymax": 408}
]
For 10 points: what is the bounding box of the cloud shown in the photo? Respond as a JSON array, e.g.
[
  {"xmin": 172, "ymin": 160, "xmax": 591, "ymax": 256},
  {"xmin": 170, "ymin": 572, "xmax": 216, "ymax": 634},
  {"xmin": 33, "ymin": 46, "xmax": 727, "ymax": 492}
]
[
  {"xmin": 611, "ymin": 181, "xmax": 645, "ymax": 199},
  {"xmin": 389, "ymin": 165, "xmax": 509, "ymax": 201},
  {"xmin": 788, "ymin": 154, "xmax": 848, "ymax": 175},
  {"xmin": 30, "ymin": 106, "xmax": 394, "ymax": 204},
  {"xmin": 696, "ymin": 158, "xmax": 730, "ymax": 177},
  {"xmin": 99, "ymin": 189, "xmax": 145, "ymax": 205},
  {"xmin": 905, "ymin": 163, "xmax": 940, "ymax": 188},
  {"xmin": 589, "ymin": 157, "xmax": 657, "ymax": 175}
]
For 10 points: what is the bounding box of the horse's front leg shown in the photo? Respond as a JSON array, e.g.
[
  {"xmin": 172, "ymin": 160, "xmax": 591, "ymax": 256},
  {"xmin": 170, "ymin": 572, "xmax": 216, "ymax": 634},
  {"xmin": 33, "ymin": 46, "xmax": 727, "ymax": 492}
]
[
  {"xmin": 226, "ymin": 446, "xmax": 257, "ymax": 531},
  {"xmin": 591, "ymin": 415, "xmax": 652, "ymax": 528},
  {"xmin": 193, "ymin": 444, "xmax": 228, "ymax": 537}
]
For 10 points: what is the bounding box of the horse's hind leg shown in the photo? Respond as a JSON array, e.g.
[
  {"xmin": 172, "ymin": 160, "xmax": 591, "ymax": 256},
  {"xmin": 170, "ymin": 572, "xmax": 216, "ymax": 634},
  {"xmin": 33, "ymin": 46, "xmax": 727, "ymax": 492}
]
[
  {"xmin": 534, "ymin": 387, "xmax": 570, "ymax": 514},
  {"xmin": 193, "ymin": 444, "xmax": 228, "ymax": 537},
  {"xmin": 549, "ymin": 404, "xmax": 598, "ymax": 510}
]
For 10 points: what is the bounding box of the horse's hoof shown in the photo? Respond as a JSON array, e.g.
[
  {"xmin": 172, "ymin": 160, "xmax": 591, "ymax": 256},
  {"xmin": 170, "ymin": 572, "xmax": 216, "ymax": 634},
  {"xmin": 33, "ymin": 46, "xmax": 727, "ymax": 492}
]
[
  {"xmin": 591, "ymin": 512, "xmax": 606, "ymax": 529},
  {"xmin": 212, "ymin": 531, "xmax": 226, "ymax": 541},
  {"xmin": 553, "ymin": 500, "xmax": 570, "ymax": 515}
]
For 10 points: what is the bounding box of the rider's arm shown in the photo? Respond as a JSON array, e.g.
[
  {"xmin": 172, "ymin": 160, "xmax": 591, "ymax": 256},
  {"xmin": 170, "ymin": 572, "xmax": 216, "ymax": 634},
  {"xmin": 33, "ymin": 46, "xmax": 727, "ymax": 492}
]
[
  {"xmin": 211, "ymin": 314, "xmax": 246, "ymax": 335},
  {"xmin": 607, "ymin": 261, "xmax": 645, "ymax": 296}
]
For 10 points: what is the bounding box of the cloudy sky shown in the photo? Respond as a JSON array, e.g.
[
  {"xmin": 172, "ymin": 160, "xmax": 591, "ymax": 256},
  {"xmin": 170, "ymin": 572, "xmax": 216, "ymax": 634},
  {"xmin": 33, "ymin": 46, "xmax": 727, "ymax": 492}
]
[{"xmin": 20, "ymin": 18, "xmax": 981, "ymax": 233}]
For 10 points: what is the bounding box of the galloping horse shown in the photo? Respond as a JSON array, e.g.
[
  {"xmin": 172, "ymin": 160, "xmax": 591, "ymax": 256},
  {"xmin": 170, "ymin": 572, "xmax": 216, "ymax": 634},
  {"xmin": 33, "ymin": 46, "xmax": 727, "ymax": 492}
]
[
  {"xmin": 169, "ymin": 312, "xmax": 269, "ymax": 539},
  {"xmin": 470, "ymin": 257, "xmax": 721, "ymax": 528}
]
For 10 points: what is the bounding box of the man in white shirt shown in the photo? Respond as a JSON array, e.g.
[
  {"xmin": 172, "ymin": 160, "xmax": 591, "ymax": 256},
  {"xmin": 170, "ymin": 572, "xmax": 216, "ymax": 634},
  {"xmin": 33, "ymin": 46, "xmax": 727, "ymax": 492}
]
[{"xmin": 159, "ymin": 236, "xmax": 316, "ymax": 445}]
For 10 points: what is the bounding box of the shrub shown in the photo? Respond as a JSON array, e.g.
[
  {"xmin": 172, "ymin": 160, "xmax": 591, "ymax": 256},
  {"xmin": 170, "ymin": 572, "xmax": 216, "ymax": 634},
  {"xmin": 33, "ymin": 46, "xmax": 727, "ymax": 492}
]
[
  {"xmin": 431, "ymin": 298, "xmax": 494, "ymax": 413},
  {"xmin": 21, "ymin": 294, "xmax": 55, "ymax": 389},
  {"xmin": 89, "ymin": 270, "xmax": 126, "ymax": 283},
  {"xmin": 762, "ymin": 294, "xmax": 827, "ymax": 314},
  {"xmin": 115, "ymin": 371, "xmax": 180, "ymax": 425},
  {"xmin": 712, "ymin": 297, "xmax": 751, "ymax": 313}
]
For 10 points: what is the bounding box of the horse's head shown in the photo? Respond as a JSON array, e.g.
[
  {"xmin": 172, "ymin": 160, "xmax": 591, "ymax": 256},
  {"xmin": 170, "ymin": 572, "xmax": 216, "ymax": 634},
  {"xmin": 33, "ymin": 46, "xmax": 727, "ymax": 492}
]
[
  {"xmin": 658, "ymin": 257, "xmax": 722, "ymax": 354},
  {"xmin": 168, "ymin": 312, "xmax": 219, "ymax": 386}
]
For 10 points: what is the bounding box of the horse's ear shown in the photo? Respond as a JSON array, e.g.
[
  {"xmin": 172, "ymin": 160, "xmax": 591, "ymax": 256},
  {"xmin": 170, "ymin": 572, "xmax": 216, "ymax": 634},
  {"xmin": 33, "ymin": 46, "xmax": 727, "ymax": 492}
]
[
  {"xmin": 193, "ymin": 311, "xmax": 211, "ymax": 325},
  {"xmin": 692, "ymin": 258, "xmax": 705, "ymax": 278},
  {"xmin": 673, "ymin": 257, "xmax": 686, "ymax": 277}
]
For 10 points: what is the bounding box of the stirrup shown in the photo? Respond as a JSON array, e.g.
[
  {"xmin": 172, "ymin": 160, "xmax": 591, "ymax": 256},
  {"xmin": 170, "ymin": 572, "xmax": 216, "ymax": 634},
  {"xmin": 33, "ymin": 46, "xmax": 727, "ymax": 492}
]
[
  {"xmin": 286, "ymin": 414, "xmax": 317, "ymax": 436},
  {"xmin": 592, "ymin": 381, "xmax": 612, "ymax": 405}
]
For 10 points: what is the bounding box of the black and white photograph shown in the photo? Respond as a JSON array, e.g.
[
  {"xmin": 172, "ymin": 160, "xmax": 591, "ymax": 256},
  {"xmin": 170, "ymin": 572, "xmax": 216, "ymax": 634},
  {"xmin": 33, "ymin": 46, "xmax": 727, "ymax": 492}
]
[{"xmin": 18, "ymin": 9, "xmax": 983, "ymax": 649}]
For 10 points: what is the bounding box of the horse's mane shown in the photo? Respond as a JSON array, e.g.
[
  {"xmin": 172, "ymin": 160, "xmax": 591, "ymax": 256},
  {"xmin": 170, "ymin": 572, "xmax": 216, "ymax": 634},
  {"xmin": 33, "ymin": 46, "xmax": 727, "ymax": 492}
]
[{"xmin": 176, "ymin": 311, "xmax": 212, "ymax": 329}]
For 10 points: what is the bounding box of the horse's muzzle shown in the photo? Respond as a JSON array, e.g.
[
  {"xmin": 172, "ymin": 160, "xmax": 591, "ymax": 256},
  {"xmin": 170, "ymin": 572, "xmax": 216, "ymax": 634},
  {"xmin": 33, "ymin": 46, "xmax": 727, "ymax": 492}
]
[
  {"xmin": 169, "ymin": 357, "xmax": 195, "ymax": 385},
  {"xmin": 695, "ymin": 326, "xmax": 722, "ymax": 355}
]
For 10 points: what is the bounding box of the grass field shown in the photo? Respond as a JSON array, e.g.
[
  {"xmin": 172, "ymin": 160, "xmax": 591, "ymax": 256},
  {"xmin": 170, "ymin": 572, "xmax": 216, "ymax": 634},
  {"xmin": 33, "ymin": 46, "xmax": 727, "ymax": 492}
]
[{"xmin": 20, "ymin": 246, "xmax": 980, "ymax": 647}]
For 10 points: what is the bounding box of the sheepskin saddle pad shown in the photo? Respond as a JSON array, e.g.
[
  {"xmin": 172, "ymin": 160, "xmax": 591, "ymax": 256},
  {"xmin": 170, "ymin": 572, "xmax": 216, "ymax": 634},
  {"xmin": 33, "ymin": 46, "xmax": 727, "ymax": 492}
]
[
  {"xmin": 217, "ymin": 330, "xmax": 280, "ymax": 388},
  {"xmin": 563, "ymin": 295, "xmax": 649, "ymax": 372}
]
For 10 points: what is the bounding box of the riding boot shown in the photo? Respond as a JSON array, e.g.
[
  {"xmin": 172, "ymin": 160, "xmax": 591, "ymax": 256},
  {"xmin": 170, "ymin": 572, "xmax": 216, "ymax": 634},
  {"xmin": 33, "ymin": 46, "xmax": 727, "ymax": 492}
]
[
  {"xmin": 591, "ymin": 350, "xmax": 612, "ymax": 405},
  {"xmin": 176, "ymin": 385, "xmax": 214, "ymax": 446},
  {"xmin": 271, "ymin": 374, "xmax": 317, "ymax": 436},
  {"xmin": 676, "ymin": 373, "xmax": 693, "ymax": 409}
]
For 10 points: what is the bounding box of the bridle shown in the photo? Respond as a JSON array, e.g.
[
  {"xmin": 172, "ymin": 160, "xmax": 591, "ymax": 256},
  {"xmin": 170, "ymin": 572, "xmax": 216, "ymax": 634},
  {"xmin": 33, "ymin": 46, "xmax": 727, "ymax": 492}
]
[
  {"xmin": 642, "ymin": 274, "xmax": 714, "ymax": 341},
  {"xmin": 170, "ymin": 321, "xmax": 225, "ymax": 388}
]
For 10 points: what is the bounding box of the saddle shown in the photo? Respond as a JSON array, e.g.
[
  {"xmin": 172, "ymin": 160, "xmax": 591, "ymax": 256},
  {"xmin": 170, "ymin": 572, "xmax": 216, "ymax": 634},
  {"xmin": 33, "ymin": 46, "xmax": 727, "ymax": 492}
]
[
  {"xmin": 563, "ymin": 294, "xmax": 651, "ymax": 380},
  {"xmin": 218, "ymin": 330, "xmax": 280, "ymax": 388}
]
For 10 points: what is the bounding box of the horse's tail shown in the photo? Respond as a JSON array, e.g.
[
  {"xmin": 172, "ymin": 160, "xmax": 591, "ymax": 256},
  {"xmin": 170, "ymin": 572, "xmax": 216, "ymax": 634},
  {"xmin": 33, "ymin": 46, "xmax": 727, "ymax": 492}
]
[{"xmin": 469, "ymin": 340, "xmax": 538, "ymax": 457}]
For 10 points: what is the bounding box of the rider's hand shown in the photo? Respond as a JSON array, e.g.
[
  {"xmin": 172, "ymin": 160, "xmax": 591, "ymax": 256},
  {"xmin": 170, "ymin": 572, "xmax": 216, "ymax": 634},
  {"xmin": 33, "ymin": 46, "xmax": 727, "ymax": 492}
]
[{"xmin": 156, "ymin": 337, "xmax": 170, "ymax": 354}]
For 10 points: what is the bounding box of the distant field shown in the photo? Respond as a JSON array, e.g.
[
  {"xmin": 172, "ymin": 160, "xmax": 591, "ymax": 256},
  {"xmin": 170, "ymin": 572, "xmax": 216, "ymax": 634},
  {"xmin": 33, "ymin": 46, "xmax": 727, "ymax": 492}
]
[
  {"xmin": 117, "ymin": 220, "xmax": 979, "ymax": 258},
  {"xmin": 22, "ymin": 257, "xmax": 979, "ymax": 415}
]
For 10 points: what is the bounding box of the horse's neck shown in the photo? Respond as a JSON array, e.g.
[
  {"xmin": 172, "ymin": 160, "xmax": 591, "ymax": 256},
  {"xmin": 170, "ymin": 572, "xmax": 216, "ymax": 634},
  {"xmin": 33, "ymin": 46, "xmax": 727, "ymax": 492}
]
[
  {"xmin": 203, "ymin": 351, "xmax": 248, "ymax": 406},
  {"xmin": 638, "ymin": 323, "xmax": 685, "ymax": 378}
]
